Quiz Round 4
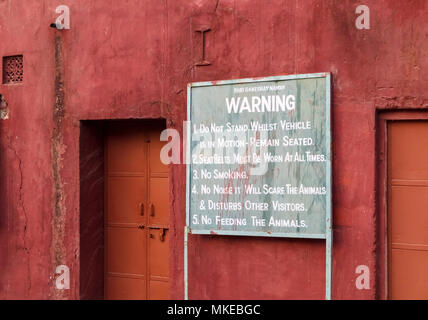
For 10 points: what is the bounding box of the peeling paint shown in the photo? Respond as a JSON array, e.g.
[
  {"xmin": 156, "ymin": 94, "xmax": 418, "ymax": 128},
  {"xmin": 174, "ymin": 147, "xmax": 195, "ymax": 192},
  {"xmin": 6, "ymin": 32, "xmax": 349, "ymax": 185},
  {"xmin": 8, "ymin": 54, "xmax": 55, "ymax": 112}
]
[{"xmin": 50, "ymin": 34, "xmax": 67, "ymax": 299}]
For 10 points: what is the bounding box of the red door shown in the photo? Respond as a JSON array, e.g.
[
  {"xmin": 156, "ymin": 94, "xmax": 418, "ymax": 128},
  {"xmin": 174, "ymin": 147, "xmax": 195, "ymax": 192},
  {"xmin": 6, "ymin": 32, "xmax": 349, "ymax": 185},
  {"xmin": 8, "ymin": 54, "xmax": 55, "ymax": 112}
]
[
  {"xmin": 388, "ymin": 121, "xmax": 428, "ymax": 299},
  {"xmin": 104, "ymin": 121, "xmax": 169, "ymax": 300}
]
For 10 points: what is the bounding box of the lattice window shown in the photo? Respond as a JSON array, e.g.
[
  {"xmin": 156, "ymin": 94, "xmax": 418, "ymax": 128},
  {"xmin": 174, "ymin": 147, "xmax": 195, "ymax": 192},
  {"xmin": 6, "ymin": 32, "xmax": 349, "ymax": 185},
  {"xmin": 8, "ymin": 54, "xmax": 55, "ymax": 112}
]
[{"xmin": 2, "ymin": 55, "xmax": 23, "ymax": 84}]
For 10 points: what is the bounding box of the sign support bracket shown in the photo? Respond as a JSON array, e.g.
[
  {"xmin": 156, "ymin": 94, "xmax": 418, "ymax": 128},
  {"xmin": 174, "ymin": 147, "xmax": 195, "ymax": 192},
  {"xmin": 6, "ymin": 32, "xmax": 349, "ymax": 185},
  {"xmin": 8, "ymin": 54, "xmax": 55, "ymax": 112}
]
[
  {"xmin": 184, "ymin": 226, "xmax": 333, "ymax": 300},
  {"xmin": 184, "ymin": 226, "xmax": 189, "ymax": 300},
  {"xmin": 326, "ymin": 230, "xmax": 332, "ymax": 300},
  {"xmin": 325, "ymin": 72, "xmax": 332, "ymax": 300}
]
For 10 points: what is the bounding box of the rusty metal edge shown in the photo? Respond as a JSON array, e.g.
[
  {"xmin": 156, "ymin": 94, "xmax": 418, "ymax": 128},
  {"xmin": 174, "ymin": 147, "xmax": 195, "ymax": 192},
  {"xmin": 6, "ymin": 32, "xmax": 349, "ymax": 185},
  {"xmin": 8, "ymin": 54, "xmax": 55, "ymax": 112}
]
[
  {"xmin": 188, "ymin": 229, "xmax": 326, "ymax": 239},
  {"xmin": 187, "ymin": 72, "xmax": 330, "ymax": 88}
]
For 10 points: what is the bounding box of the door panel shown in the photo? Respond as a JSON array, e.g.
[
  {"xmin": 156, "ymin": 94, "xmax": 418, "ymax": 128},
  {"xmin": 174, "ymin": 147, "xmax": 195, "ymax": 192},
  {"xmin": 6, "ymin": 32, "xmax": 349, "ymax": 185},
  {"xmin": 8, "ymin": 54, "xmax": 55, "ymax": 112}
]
[
  {"xmin": 149, "ymin": 280, "xmax": 169, "ymax": 300},
  {"xmin": 148, "ymin": 124, "xmax": 169, "ymax": 174},
  {"xmin": 149, "ymin": 228, "xmax": 170, "ymax": 278},
  {"xmin": 106, "ymin": 125, "xmax": 146, "ymax": 173},
  {"xmin": 388, "ymin": 121, "xmax": 428, "ymax": 300},
  {"xmin": 149, "ymin": 228, "xmax": 170, "ymax": 300},
  {"xmin": 389, "ymin": 121, "xmax": 428, "ymax": 180},
  {"xmin": 107, "ymin": 226, "xmax": 146, "ymax": 275},
  {"xmin": 390, "ymin": 249, "xmax": 428, "ymax": 299},
  {"xmin": 149, "ymin": 178, "xmax": 170, "ymax": 226},
  {"xmin": 146, "ymin": 123, "xmax": 170, "ymax": 299},
  {"xmin": 105, "ymin": 121, "xmax": 169, "ymax": 300},
  {"xmin": 107, "ymin": 176, "xmax": 146, "ymax": 224},
  {"xmin": 106, "ymin": 276, "xmax": 146, "ymax": 300},
  {"xmin": 390, "ymin": 186, "xmax": 428, "ymax": 245}
]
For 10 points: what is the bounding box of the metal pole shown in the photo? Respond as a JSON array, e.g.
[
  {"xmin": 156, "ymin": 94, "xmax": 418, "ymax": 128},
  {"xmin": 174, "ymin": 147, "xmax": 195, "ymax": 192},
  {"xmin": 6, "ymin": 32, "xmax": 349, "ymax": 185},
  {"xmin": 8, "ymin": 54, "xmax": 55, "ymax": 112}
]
[
  {"xmin": 184, "ymin": 226, "xmax": 188, "ymax": 300},
  {"xmin": 325, "ymin": 73, "xmax": 332, "ymax": 300},
  {"xmin": 325, "ymin": 225, "xmax": 332, "ymax": 300}
]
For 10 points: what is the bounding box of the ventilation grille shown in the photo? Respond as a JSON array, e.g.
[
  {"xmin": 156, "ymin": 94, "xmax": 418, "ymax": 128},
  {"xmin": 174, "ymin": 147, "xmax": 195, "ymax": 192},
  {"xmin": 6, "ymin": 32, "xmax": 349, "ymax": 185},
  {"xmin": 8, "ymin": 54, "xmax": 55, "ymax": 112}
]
[{"xmin": 3, "ymin": 55, "xmax": 23, "ymax": 84}]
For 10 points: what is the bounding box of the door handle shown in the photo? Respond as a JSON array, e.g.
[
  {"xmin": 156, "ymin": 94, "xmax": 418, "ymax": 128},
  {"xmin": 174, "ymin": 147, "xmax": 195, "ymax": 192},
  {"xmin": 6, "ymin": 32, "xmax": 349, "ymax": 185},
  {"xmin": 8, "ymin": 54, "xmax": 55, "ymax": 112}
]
[
  {"xmin": 139, "ymin": 202, "xmax": 145, "ymax": 216},
  {"xmin": 159, "ymin": 228, "xmax": 166, "ymax": 241},
  {"xmin": 149, "ymin": 203, "xmax": 155, "ymax": 217}
]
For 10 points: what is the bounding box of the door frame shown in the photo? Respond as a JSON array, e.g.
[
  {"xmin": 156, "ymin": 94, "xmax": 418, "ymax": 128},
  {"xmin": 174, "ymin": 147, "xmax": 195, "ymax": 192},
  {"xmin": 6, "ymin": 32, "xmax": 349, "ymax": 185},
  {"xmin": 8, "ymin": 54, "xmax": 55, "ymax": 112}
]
[
  {"xmin": 79, "ymin": 118, "xmax": 171, "ymax": 300},
  {"xmin": 376, "ymin": 110, "xmax": 428, "ymax": 299}
]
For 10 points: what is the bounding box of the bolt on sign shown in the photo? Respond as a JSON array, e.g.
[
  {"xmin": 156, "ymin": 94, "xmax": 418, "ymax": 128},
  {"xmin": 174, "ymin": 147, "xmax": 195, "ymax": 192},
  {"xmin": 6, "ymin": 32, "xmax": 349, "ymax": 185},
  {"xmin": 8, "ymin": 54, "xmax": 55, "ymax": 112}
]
[{"xmin": 186, "ymin": 73, "xmax": 332, "ymax": 239}]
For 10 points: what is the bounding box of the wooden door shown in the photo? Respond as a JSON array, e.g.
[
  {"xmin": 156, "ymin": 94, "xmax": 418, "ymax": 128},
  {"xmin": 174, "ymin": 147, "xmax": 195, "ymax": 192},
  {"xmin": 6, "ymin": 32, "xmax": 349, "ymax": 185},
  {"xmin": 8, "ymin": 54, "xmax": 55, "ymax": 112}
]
[
  {"xmin": 104, "ymin": 121, "xmax": 169, "ymax": 300},
  {"xmin": 387, "ymin": 121, "xmax": 428, "ymax": 299}
]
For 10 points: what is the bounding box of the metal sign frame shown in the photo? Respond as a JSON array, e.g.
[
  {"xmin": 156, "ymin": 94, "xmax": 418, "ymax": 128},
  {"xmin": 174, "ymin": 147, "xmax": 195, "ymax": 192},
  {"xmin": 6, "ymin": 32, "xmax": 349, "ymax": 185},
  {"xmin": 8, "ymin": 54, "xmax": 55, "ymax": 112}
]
[{"xmin": 184, "ymin": 72, "xmax": 332, "ymax": 300}]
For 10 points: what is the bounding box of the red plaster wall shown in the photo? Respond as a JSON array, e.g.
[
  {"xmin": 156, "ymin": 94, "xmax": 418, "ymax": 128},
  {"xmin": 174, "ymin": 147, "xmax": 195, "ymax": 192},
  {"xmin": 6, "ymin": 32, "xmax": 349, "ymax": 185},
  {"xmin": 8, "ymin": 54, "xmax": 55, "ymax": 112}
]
[{"xmin": 1, "ymin": 0, "xmax": 428, "ymax": 299}]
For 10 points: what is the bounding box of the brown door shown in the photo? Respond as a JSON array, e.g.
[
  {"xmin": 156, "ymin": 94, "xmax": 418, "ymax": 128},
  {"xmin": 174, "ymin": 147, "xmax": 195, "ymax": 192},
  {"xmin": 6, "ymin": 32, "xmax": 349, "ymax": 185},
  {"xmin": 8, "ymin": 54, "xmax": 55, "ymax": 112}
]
[
  {"xmin": 104, "ymin": 121, "xmax": 169, "ymax": 300},
  {"xmin": 388, "ymin": 121, "xmax": 428, "ymax": 299}
]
